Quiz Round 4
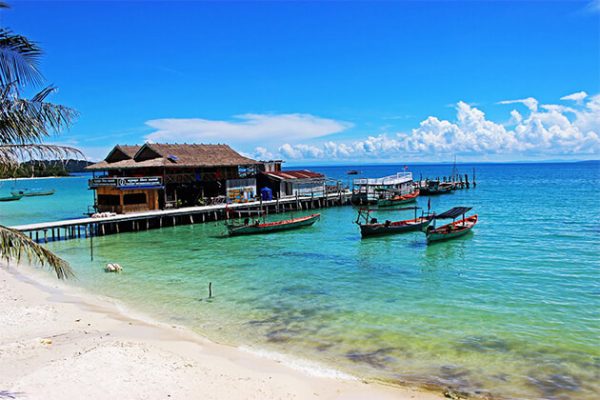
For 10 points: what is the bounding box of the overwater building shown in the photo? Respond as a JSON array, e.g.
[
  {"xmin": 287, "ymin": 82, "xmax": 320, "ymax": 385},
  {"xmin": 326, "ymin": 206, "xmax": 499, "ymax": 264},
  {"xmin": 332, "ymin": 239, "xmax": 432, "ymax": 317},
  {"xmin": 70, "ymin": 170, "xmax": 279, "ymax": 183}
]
[{"xmin": 87, "ymin": 143, "xmax": 261, "ymax": 213}]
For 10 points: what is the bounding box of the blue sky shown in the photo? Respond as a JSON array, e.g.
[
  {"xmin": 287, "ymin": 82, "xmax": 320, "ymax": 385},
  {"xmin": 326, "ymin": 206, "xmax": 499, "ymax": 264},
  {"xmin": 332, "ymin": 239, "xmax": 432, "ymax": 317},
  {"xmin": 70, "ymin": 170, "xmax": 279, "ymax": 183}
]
[{"xmin": 3, "ymin": 0, "xmax": 599, "ymax": 163}]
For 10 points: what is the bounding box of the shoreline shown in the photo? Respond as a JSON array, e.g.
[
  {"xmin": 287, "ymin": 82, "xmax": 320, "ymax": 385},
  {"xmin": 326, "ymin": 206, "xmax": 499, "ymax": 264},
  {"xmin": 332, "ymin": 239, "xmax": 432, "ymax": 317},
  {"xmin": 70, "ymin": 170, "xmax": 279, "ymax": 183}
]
[{"xmin": 0, "ymin": 264, "xmax": 443, "ymax": 400}]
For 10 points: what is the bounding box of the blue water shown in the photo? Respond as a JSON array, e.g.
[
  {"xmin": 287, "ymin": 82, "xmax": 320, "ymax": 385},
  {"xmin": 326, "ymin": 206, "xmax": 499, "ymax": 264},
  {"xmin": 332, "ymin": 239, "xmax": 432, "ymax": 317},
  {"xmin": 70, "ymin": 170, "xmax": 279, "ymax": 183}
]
[{"xmin": 2, "ymin": 162, "xmax": 599, "ymax": 399}]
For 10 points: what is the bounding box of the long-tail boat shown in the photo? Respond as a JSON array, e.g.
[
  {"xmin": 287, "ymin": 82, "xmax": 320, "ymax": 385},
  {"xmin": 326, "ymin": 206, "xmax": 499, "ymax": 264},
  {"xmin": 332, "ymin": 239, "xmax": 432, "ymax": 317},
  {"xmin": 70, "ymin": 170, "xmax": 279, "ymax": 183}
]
[
  {"xmin": 11, "ymin": 188, "xmax": 56, "ymax": 197},
  {"xmin": 0, "ymin": 194, "xmax": 23, "ymax": 202},
  {"xmin": 420, "ymin": 180, "xmax": 453, "ymax": 195},
  {"xmin": 425, "ymin": 207, "xmax": 477, "ymax": 243},
  {"xmin": 376, "ymin": 189, "xmax": 420, "ymax": 207},
  {"xmin": 355, "ymin": 207, "xmax": 431, "ymax": 238},
  {"xmin": 226, "ymin": 213, "xmax": 320, "ymax": 236}
]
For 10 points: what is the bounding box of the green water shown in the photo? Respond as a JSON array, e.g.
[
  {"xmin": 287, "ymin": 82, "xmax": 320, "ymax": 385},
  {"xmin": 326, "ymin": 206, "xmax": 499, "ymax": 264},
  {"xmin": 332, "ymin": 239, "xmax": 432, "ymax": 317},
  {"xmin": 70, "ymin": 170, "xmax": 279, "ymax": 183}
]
[{"xmin": 3, "ymin": 163, "xmax": 599, "ymax": 399}]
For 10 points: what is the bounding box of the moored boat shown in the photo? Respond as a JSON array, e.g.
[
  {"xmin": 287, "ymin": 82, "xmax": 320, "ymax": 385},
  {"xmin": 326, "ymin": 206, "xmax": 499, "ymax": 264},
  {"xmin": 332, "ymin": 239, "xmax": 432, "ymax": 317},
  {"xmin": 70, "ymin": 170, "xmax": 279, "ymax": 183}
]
[
  {"xmin": 352, "ymin": 171, "xmax": 414, "ymax": 205},
  {"xmin": 226, "ymin": 213, "xmax": 320, "ymax": 236},
  {"xmin": 10, "ymin": 188, "xmax": 56, "ymax": 197},
  {"xmin": 419, "ymin": 180, "xmax": 453, "ymax": 195},
  {"xmin": 425, "ymin": 207, "xmax": 477, "ymax": 243},
  {"xmin": 356, "ymin": 207, "xmax": 431, "ymax": 238},
  {"xmin": 376, "ymin": 189, "xmax": 420, "ymax": 207},
  {"xmin": 0, "ymin": 194, "xmax": 23, "ymax": 202}
]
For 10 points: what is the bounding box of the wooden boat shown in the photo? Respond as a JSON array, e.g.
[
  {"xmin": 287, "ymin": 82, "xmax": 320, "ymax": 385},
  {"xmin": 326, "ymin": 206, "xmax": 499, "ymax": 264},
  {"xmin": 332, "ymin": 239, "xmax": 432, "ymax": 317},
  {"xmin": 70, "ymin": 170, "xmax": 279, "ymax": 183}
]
[
  {"xmin": 226, "ymin": 213, "xmax": 320, "ymax": 236},
  {"xmin": 0, "ymin": 194, "xmax": 23, "ymax": 202},
  {"xmin": 420, "ymin": 180, "xmax": 453, "ymax": 195},
  {"xmin": 356, "ymin": 207, "xmax": 431, "ymax": 238},
  {"xmin": 11, "ymin": 188, "xmax": 56, "ymax": 197},
  {"xmin": 347, "ymin": 170, "xmax": 361, "ymax": 175},
  {"xmin": 425, "ymin": 207, "xmax": 477, "ymax": 243},
  {"xmin": 377, "ymin": 189, "xmax": 419, "ymax": 207}
]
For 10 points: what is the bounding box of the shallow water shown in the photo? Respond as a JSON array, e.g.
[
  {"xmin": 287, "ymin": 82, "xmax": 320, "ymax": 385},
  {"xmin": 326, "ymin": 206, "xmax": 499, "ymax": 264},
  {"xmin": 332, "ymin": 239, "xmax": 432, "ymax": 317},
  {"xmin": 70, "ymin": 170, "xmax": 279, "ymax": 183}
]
[{"xmin": 2, "ymin": 163, "xmax": 599, "ymax": 399}]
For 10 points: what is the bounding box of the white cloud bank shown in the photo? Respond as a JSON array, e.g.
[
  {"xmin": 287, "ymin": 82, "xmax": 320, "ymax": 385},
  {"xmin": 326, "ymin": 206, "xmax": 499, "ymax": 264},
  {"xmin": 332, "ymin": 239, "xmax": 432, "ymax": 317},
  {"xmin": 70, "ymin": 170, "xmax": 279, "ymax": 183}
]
[
  {"xmin": 145, "ymin": 113, "xmax": 352, "ymax": 144},
  {"xmin": 272, "ymin": 92, "xmax": 600, "ymax": 161}
]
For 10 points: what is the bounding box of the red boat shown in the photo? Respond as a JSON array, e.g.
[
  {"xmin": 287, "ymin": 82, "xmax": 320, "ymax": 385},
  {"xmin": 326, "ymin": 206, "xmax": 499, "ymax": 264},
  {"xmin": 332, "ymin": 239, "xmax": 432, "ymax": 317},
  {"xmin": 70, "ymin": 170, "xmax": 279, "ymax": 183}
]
[
  {"xmin": 226, "ymin": 213, "xmax": 320, "ymax": 236},
  {"xmin": 377, "ymin": 189, "xmax": 420, "ymax": 207}
]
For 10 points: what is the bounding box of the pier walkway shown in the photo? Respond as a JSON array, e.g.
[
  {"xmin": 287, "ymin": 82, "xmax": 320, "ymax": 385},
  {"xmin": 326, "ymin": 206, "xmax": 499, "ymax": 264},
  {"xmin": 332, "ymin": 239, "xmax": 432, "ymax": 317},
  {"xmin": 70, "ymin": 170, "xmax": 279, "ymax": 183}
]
[{"xmin": 11, "ymin": 191, "xmax": 351, "ymax": 243}]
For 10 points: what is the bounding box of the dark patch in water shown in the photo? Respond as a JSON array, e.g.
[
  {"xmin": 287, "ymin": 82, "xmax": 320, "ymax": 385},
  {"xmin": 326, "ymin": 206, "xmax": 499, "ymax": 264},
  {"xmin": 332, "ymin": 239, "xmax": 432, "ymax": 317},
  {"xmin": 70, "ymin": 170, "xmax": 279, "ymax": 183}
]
[
  {"xmin": 440, "ymin": 365, "xmax": 470, "ymax": 382},
  {"xmin": 315, "ymin": 342, "xmax": 334, "ymax": 352},
  {"xmin": 345, "ymin": 347, "xmax": 396, "ymax": 369},
  {"xmin": 247, "ymin": 316, "xmax": 279, "ymax": 326},
  {"xmin": 265, "ymin": 328, "xmax": 300, "ymax": 343},
  {"xmin": 457, "ymin": 336, "xmax": 512, "ymax": 353},
  {"xmin": 281, "ymin": 284, "xmax": 328, "ymax": 297},
  {"xmin": 279, "ymin": 251, "xmax": 353, "ymax": 266},
  {"xmin": 527, "ymin": 373, "xmax": 581, "ymax": 399}
]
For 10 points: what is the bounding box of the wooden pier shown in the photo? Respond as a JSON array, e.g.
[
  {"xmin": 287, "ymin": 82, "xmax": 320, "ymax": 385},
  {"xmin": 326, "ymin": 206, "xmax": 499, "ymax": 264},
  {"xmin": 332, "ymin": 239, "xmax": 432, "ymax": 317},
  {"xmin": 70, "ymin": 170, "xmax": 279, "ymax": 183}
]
[{"xmin": 11, "ymin": 191, "xmax": 351, "ymax": 243}]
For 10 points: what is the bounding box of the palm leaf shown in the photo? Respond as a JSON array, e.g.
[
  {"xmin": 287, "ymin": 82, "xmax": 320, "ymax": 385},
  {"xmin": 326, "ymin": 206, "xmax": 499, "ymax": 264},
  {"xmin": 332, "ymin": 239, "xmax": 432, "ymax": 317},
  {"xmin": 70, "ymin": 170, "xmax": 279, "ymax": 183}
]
[
  {"xmin": 0, "ymin": 28, "xmax": 43, "ymax": 87},
  {"xmin": 0, "ymin": 86, "xmax": 79, "ymax": 145},
  {"xmin": 0, "ymin": 225, "xmax": 73, "ymax": 279},
  {"xmin": 0, "ymin": 144, "xmax": 84, "ymax": 173}
]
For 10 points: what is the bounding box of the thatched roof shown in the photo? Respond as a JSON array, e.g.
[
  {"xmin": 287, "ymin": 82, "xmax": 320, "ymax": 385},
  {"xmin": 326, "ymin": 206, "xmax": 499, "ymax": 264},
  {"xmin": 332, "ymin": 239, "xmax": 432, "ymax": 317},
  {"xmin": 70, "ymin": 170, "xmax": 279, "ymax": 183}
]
[{"xmin": 87, "ymin": 143, "xmax": 259, "ymax": 171}]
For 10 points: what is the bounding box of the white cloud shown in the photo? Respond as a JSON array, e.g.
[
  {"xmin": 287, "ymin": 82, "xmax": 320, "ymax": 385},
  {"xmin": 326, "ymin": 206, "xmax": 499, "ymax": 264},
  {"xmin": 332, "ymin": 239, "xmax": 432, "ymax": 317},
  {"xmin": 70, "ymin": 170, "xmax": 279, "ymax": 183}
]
[
  {"xmin": 560, "ymin": 91, "xmax": 588, "ymax": 105},
  {"xmin": 498, "ymin": 97, "xmax": 538, "ymax": 112},
  {"xmin": 145, "ymin": 113, "xmax": 352, "ymax": 144},
  {"xmin": 276, "ymin": 93, "xmax": 600, "ymax": 161},
  {"xmin": 586, "ymin": 0, "xmax": 600, "ymax": 13}
]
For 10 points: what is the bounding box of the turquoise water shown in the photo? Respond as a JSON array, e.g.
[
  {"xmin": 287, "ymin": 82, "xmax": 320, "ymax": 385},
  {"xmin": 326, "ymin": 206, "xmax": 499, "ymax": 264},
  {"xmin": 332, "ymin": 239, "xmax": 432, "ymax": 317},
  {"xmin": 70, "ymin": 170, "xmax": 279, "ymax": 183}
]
[
  {"xmin": 2, "ymin": 163, "xmax": 599, "ymax": 399},
  {"xmin": 0, "ymin": 174, "xmax": 94, "ymax": 226}
]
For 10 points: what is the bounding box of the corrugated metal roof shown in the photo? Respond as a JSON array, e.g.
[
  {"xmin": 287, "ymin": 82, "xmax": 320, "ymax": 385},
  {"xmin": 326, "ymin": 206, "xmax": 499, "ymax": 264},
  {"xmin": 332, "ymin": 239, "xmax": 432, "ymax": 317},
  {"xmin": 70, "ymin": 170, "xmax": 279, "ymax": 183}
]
[{"xmin": 262, "ymin": 170, "xmax": 324, "ymax": 180}]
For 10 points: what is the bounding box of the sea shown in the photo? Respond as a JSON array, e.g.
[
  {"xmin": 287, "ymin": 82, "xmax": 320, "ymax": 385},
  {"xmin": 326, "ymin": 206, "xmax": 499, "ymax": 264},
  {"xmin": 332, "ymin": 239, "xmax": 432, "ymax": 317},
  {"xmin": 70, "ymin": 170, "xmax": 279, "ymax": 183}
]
[{"xmin": 1, "ymin": 162, "xmax": 599, "ymax": 399}]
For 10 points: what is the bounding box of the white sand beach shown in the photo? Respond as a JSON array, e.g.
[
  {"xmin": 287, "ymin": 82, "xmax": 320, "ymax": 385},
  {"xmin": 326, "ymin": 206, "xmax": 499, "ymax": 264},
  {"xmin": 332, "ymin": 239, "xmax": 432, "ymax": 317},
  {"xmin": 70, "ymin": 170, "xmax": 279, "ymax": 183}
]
[{"xmin": 0, "ymin": 264, "xmax": 443, "ymax": 400}]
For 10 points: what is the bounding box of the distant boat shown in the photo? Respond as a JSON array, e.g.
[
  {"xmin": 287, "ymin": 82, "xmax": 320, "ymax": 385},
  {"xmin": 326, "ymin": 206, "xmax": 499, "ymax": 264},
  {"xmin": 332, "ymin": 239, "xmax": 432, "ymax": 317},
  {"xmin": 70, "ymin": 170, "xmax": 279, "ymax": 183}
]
[
  {"xmin": 425, "ymin": 207, "xmax": 477, "ymax": 243},
  {"xmin": 10, "ymin": 188, "xmax": 56, "ymax": 197},
  {"xmin": 356, "ymin": 206, "xmax": 431, "ymax": 238},
  {"xmin": 0, "ymin": 194, "xmax": 23, "ymax": 202},
  {"xmin": 376, "ymin": 189, "xmax": 420, "ymax": 207},
  {"xmin": 347, "ymin": 170, "xmax": 361, "ymax": 175},
  {"xmin": 226, "ymin": 213, "xmax": 320, "ymax": 236},
  {"xmin": 420, "ymin": 180, "xmax": 453, "ymax": 195}
]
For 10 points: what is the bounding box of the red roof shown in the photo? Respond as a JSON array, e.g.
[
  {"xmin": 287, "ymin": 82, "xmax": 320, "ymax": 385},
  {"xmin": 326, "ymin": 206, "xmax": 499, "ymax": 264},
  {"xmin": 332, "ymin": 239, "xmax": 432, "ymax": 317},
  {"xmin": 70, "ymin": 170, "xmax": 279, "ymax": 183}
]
[{"xmin": 262, "ymin": 170, "xmax": 324, "ymax": 180}]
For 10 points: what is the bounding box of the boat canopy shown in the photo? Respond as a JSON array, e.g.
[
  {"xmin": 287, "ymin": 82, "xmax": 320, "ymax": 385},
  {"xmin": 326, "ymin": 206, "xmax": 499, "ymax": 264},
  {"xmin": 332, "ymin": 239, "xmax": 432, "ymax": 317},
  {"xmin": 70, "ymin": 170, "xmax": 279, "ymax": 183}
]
[{"xmin": 433, "ymin": 207, "xmax": 472, "ymax": 219}]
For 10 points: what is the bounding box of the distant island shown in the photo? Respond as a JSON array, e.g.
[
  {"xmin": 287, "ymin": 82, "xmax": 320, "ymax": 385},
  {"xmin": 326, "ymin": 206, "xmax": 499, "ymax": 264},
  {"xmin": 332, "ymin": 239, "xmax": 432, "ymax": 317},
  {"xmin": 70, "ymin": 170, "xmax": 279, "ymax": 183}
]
[{"xmin": 0, "ymin": 159, "xmax": 94, "ymax": 179}]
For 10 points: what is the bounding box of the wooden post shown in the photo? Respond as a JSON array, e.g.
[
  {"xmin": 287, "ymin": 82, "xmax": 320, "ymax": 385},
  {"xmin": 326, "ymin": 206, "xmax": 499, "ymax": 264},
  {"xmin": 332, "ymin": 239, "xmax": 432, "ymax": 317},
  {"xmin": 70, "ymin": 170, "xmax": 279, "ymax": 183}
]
[
  {"xmin": 208, "ymin": 282, "xmax": 212, "ymax": 298},
  {"xmin": 44, "ymin": 229, "xmax": 48, "ymax": 243},
  {"xmin": 35, "ymin": 231, "xmax": 39, "ymax": 242},
  {"xmin": 90, "ymin": 225, "xmax": 94, "ymax": 261}
]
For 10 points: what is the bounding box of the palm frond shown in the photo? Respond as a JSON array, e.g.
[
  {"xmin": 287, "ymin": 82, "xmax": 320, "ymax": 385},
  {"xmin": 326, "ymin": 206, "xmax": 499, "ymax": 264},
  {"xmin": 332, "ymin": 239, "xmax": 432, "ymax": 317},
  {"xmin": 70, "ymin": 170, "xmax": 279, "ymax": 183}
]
[
  {"xmin": 0, "ymin": 225, "xmax": 73, "ymax": 279},
  {"xmin": 0, "ymin": 144, "xmax": 84, "ymax": 173},
  {"xmin": 0, "ymin": 86, "xmax": 79, "ymax": 145},
  {"xmin": 0, "ymin": 28, "xmax": 43, "ymax": 87}
]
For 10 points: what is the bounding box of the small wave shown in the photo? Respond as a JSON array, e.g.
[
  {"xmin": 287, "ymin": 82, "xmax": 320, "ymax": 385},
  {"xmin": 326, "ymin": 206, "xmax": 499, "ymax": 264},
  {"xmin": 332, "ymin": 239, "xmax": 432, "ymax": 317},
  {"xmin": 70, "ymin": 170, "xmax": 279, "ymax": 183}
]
[{"xmin": 238, "ymin": 345, "xmax": 356, "ymax": 381}]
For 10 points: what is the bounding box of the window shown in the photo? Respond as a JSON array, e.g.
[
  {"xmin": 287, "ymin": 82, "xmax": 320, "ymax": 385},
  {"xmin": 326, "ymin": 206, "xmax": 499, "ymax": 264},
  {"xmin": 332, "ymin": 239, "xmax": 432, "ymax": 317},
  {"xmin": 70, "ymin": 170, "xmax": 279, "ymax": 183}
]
[
  {"xmin": 97, "ymin": 194, "xmax": 120, "ymax": 206},
  {"xmin": 123, "ymin": 193, "xmax": 147, "ymax": 205}
]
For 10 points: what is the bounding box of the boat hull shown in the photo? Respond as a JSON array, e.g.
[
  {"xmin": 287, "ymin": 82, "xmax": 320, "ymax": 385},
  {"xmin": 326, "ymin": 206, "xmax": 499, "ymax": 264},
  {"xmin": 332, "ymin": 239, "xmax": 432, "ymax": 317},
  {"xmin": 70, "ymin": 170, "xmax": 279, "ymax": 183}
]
[
  {"xmin": 11, "ymin": 189, "xmax": 56, "ymax": 197},
  {"xmin": 360, "ymin": 217, "xmax": 431, "ymax": 238},
  {"xmin": 426, "ymin": 215, "xmax": 478, "ymax": 243},
  {"xmin": 0, "ymin": 195, "xmax": 23, "ymax": 202},
  {"xmin": 227, "ymin": 214, "xmax": 320, "ymax": 236},
  {"xmin": 377, "ymin": 190, "xmax": 420, "ymax": 207}
]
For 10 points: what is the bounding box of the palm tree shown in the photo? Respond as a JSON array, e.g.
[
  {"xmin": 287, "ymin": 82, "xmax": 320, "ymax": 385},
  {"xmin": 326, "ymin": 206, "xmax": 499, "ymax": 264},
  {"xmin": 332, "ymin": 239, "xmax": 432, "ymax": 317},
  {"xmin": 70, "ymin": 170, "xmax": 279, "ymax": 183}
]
[{"xmin": 1, "ymin": 3, "xmax": 82, "ymax": 279}]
